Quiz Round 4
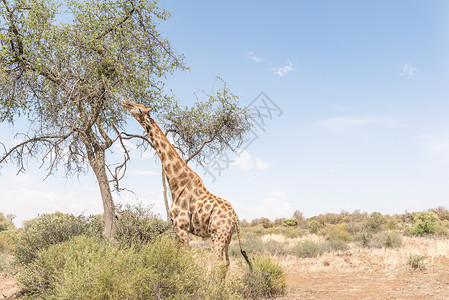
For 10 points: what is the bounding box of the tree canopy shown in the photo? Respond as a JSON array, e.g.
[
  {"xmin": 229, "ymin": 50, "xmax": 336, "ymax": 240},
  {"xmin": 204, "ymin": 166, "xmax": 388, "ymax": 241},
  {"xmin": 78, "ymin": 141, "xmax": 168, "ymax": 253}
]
[{"xmin": 0, "ymin": 0, "xmax": 184, "ymax": 174}]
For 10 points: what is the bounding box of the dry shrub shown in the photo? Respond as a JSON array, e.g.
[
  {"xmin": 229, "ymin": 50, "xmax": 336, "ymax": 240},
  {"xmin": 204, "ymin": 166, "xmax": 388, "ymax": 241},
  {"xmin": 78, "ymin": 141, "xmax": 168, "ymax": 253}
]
[
  {"xmin": 14, "ymin": 212, "xmax": 102, "ymax": 265},
  {"xmin": 264, "ymin": 226, "xmax": 303, "ymax": 239},
  {"xmin": 229, "ymin": 232, "xmax": 265, "ymax": 257},
  {"xmin": 326, "ymin": 238, "xmax": 349, "ymax": 251},
  {"xmin": 370, "ymin": 231, "xmax": 403, "ymax": 248},
  {"xmin": 115, "ymin": 202, "xmax": 171, "ymax": 248},
  {"xmin": 19, "ymin": 235, "xmax": 241, "ymax": 299},
  {"xmin": 321, "ymin": 223, "xmax": 352, "ymax": 241},
  {"xmin": 408, "ymin": 254, "xmax": 427, "ymax": 270},
  {"xmin": 293, "ymin": 240, "xmax": 326, "ymax": 258},
  {"xmin": 240, "ymin": 254, "xmax": 287, "ymax": 298}
]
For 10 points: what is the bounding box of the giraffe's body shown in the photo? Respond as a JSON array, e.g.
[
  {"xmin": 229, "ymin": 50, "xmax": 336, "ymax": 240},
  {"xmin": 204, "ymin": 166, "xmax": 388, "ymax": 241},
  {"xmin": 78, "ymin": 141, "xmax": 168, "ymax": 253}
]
[{"xmin": 123, "ymin": 101, "xmax": 250, "ymax": 268}]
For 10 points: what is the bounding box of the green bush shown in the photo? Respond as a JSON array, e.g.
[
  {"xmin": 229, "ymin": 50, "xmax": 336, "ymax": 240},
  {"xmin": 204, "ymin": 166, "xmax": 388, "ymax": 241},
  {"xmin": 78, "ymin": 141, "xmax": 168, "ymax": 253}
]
[
  {"xmin": 309, "ymin": 220, "xmax": 322, "ymax": 234},
  {"xmin": 115, "ymin": 202, "xmax": 171, "ymax": 248},
  {"xmin": 19, "ymin": 235, "xmax": 241, "ymax": 299},
  {"xmin": 407, "ymin": 211, "xmax": 439, "ymax": 236},
  {"xmin": 323, "ymin": 223, "xmax": 352, "ymax": 241},
  {"xmin": 384, "ymin": 217, "xmax": 398, "ymax": 230},
  {"xmin": 0, "ymin": 229, "xmax": 19, "ymax": 252},
  {"xmin": 435, "ymin": 219, "xmax": 449, "ymax": 235},
  {"xmin": 282, "ymin": 218, "xmax": 298, "ymax": 227},
  {"xmin": 15, "ymin": 212, "xmax": 102, "ymax": 264},
  {"xmin": 367, "ymin": 212, "xmax": 386, "ymax": 233},
  {"xmin": 0, "ymin": 212, "xmax": 14, "ymax": 233},
  {"xmin": 293, "ymin": 240, "xmax": 326, "ymax": 258},
  {"xmin": 356, "ymin": 231, "xmax": 372, "ymax": 248},
  {"xmin": 430, "ymin": 206, "xmax": 449, "ymax": 221},
  {"xmin": 0, "ymin": 251, "xmax": 14, "ymax": 274},
  {"xmin": 240, "ymin": 255, "xmax": 286, "ymax": 298}
]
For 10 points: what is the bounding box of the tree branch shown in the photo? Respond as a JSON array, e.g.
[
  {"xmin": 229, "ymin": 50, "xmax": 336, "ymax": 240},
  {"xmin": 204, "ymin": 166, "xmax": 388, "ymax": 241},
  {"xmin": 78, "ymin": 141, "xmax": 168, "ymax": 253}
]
[
  {"xmin": 185, "ymin": 131, "xmax": 217, "ymax": 164},
  {"xmin": 97, "ymin": 119, "xmax": 113, "ymax": 150},
  {"xmin": 131, "ymin": 2, "xmax": 182, "ymax": 66},
  {"xmin": 0, "ymin": 130, "xmax": 75, "ymax": 174},
  {"xmin": 95, "ymin": 8, "xmax": 135, "ymax": 40}
]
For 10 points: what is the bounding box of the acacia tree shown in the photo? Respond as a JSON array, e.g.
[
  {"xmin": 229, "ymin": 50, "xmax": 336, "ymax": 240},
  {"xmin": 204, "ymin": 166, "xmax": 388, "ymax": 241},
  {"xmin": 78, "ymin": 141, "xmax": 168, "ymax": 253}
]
[{"xmin": 0, "ymin": 0, "xmax": 185, "ymax": 239}]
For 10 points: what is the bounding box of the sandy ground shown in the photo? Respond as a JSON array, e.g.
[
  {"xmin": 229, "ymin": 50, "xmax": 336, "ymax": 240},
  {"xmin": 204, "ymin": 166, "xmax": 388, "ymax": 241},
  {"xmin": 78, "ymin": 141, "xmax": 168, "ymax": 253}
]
[
  {"xmin": 0, "ymin": 276, "xmax": 18, "ymax": 299},
  {"xmin": 272, "ymin": 235, "xmax": 449, "ymax": 299},
  {"xmin": 279, "ymin": 256, "xmax": 449, "ymax": 299}
]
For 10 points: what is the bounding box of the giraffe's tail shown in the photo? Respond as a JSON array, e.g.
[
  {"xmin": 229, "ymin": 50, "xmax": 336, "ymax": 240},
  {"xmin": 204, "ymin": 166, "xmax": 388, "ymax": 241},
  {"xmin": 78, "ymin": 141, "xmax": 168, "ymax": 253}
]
[{"xmin": 235, "ymin": 220, "xmax": 252, "ymax": 271}]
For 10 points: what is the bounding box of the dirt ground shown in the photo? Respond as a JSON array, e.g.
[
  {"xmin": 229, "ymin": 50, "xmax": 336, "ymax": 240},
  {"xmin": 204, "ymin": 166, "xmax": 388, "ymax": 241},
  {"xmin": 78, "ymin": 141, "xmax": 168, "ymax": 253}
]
[
  {"xmin": 0, "ymin": 276, "xmax": 18, "ymax": 299},
  {"xmin": 279, "ymin": 256, "xmax": 449, "ymax": 299}
]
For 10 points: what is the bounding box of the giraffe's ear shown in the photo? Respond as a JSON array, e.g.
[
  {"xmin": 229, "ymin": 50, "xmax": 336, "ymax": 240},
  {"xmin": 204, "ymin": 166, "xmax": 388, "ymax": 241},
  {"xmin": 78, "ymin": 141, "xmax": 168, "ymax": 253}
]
[{"xmin": 143, "ymin": 107, "xmax": 152, "ymax": 115}]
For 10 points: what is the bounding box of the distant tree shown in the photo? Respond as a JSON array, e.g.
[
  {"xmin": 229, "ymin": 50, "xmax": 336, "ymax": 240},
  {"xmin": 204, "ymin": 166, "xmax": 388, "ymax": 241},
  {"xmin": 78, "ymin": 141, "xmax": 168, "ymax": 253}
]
[
  {"xmin": 0, "ymin": 0, "xmax": 184, "ymax": 239},
  {"xmin": 430, "ymin": 206, "xmax": 449, "ymax": 221},
  {"xmin": 273, "ymin": 217, "xmax": 285, "ymax": 226},
  {"xmin": 367, "ymin": 212, "xmax": 386, "ymax": 232},
  {"xmin": 292, "ymin": 210, "xmax": 304, "ymax": 221},
  {"xmin": 258, "ymin": 217, "xmax": 273, "ymax": 228},
  {"xmin": 240, "ymin": 219, "xmax": 250, "ymax": 227},
  {"xmin": 0, "ymin": 212, "xmax": 15, "ymax": 232}
]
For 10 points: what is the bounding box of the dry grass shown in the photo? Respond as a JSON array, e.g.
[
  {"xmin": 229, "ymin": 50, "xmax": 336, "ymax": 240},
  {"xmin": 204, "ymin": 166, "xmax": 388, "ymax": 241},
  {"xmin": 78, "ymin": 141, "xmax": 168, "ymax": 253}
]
[
  {"xmin": 273, "ymin": 236, "xmax": 449, "ymax": 277},
  {"xmin": 190, "ymin": 231, "xmax": 449, "ymax": 276}
]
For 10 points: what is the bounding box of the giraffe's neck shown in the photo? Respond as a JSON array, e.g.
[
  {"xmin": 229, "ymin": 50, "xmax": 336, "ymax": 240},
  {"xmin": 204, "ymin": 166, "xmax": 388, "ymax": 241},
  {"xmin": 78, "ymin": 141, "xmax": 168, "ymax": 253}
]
[{"xmin": 141, "ymin": 116, "xmax": 204, "ymax": 196}]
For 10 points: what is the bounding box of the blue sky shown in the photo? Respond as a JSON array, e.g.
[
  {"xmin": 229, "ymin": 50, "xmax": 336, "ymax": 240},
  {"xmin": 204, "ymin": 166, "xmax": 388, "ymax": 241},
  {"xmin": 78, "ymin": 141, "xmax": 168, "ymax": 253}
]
[{"xmin": 1, "ymin": 1, "xmax": 449, "ymax": 225}]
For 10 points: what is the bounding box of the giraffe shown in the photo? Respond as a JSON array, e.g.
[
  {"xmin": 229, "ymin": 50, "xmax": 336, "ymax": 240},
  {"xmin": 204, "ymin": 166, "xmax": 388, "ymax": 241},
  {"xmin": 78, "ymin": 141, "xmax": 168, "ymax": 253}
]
[{"xmin": 122, "ymin": 100, "xmax": 251, "ymax": 270}]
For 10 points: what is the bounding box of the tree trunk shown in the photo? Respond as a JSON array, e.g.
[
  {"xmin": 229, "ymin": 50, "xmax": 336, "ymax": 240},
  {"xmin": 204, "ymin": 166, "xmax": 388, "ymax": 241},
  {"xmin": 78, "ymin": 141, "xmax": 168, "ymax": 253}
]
[
  {"xmin": 90, "ymin": 150, "xmax": 117, "ymax": 240},
  {"xmin": 162, "ymin": 167, "xmax": 171, "ymax": 222}
]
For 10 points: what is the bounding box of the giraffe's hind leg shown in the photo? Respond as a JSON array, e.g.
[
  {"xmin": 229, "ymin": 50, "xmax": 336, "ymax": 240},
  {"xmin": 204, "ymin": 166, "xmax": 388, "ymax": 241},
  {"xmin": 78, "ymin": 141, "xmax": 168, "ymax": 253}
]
[
  {"xmin": 173, "ymin": 219, "xmax": 190, "ymax": 248},
  {"xmin": 212, "ymin": 228, "xmax": 233, "ymax": 279}
]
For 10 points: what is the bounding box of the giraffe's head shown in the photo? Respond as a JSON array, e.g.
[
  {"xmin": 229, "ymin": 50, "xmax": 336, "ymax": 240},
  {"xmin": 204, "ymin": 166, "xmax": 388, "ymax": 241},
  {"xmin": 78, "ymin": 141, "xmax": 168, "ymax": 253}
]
[{"xmin": 122, "ymin": 100, "xmax": 152, "ymax": 119}]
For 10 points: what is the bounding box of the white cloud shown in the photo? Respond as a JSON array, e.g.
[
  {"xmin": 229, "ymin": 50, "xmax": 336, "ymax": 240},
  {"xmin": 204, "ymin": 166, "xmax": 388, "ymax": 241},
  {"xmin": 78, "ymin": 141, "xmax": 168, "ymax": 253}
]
[
  {"xmin": 112, "ymin": 138, "xmax": 155, "ymax": 161},
  {"xmin": 232, "ymin": 150, "xmax": 272, "ymax": 171},
  {"xmin": 272, "ymin": 61, "xmax": 296, "ymax": 77},
  {"xmin": 320, "ymin": 116, "xmax": 398, "ymax": 131},
  {"xmin": 232, "ymin": 150, "xmax": 253, "ymax": 171},
  {"xmin": 247, "ymin": 51, "xmax": 263, "ymax": 63},
  {"xmin": 237, "ymin": 191, "xmax": 293, "ymax": 220},
  {"xmin": 400, "ymin": 63, "xmax": 418, "ymax": 79},
  {"xmin": 255, "ymin": 159, "xmax": 271, "ymax": 170}
]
